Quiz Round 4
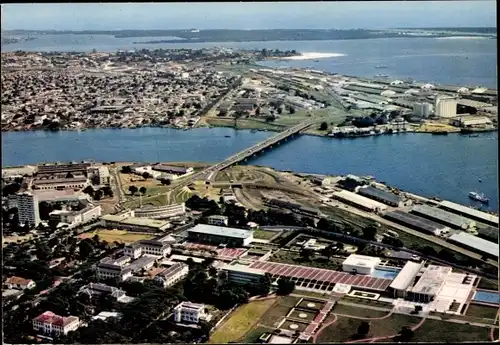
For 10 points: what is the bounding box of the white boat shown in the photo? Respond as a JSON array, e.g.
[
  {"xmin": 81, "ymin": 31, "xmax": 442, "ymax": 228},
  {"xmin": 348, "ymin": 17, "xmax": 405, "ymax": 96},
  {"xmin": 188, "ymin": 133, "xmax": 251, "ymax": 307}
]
[{"xmin": 469, "ymin": 191, "xmax": 489, "ymax": 204}]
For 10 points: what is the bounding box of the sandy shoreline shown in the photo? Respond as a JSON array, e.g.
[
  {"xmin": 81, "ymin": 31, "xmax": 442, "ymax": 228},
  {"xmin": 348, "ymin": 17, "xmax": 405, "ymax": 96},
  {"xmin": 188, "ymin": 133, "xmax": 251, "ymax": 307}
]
[{"xmin": 282, "ymin": 52, "xmax": 346, "ymax": 60}]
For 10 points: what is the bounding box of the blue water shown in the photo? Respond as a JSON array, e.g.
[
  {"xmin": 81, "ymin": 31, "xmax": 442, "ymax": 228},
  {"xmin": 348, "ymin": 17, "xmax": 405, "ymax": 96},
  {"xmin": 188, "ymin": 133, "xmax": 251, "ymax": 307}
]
[
  {"xmin": 473, "ymin": 290, "xmax": 500, "ymax": 305},
  {"xmin": 372, "ymin": 268, "xmax": 401, "ymax": 279},
  {"xmin": 2, "ymin": 36, "xmax": 497, "ymax": 88},
  {"xmin": 2, "ymin": 129, "xmax": 498, "ymax": 212}
]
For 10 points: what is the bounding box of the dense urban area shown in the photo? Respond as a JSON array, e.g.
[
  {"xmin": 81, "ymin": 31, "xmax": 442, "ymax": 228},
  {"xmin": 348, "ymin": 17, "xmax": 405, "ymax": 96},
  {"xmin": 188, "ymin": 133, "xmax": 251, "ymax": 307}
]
[{"xmin": 2, "ymin": 41, "xmax": 499, "ymax": 343}]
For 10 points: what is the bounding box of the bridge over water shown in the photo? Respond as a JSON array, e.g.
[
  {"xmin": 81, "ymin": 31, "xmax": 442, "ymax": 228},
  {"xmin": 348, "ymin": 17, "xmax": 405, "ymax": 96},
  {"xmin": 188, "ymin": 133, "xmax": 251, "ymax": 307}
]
[{"xmin": 180, "ymin": 120, "xmax": 314, "ymax": 186}]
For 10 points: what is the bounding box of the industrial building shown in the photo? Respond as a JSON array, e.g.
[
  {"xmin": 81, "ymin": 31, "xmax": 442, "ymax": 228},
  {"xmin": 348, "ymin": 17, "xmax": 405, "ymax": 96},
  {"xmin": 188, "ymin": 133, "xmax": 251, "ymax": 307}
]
[
  {"xmin": 452, "ymin": 116, "xmax": 493, "ymax": 128},
  {"xmin": 342, "ymin": 254, "xmax": 381, "ymax": 275},
  {"xmin": 438, "ymin": 200, "xmax": 499, "ymax": 227},
  {"xmin": 356, "ymin": 186, "xmax": 403, "ymax": 207},
  {"xmin": 133, "ymin": 203, "xmax": 186, "ymax": 219},
  {"xmin": 37, "ymin": 162, "xmax": 91, "ymax": 176},
  {"xmin": 101, "ymin": 213, "xmax": 171, "ymax": 232},
  {"xmin": 447, "ymin": 232, "xmax": 498, "ymax": 259},
  {"xmin": 221, "ymin": 264, "xmax": 266, "ymax": 285},
  {"xmin": 411, "ymin": 204, "xmax": 476, "ymax": 230},
  {"xmin": 186, "ymin": 224, "xmax": 254, "ymax": 247},
  {"xmin": 412, "ymin": 102, "xmax": 432, "ymax": 118},
  {"xmin": 383, "ymin": 210, "xmax": 449, "ymax": 235},
  {"xmin": 434, "ymin": 96, "xmax": 457, "ymax": 118},
  {"xmin": 331, "ymin": 190, "xmax": 388, "ymax": 212},
  {"xmin": 389, "ymin": 261, "xmax": 425, "ymax": 298}
]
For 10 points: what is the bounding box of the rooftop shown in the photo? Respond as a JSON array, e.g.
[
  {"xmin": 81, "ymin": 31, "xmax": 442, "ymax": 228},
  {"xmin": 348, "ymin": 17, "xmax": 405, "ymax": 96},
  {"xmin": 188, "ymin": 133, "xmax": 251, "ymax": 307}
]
[
  {"xmin": 188, "ymin": 224, "xmax": 253, "ymax": 239},
  {"xmin": 222, "ymin": 263, "xmax": 266, "ymax": 276},
  {"xmin": 439, "ymin": 200, "xmax": 499, "ymax": 225},
  {"xmin": 448, "ymin": 232, "xmax": 498, "ymax": 258},
  {"xmin": 389, "ymin": 261, "xmax": 424, "ymax": 291},
  {"xmin": 409, "ymin": 265, "xmax": 452, "ymax": 296},
  {"xmin": 332, "ymin": 190, "xmax": 388, "ymax": 210},
  {"xmin": 33, "ymin": 311, "xmax": 79, "ymax": 327},
  {"xmin": 343, "ymin": 254, "xmax": 381, "ymax": 268},
  {"xmin": 102, "ymin": 214, "xmax": 170, "ymax": 229}
]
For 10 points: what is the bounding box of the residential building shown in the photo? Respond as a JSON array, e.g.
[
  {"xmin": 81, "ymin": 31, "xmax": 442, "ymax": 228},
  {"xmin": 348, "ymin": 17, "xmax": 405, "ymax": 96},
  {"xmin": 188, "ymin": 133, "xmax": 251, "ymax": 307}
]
[
  {"xmin": 78, "ymin": 283, "xmax": 130, "ymax": 302},
  {"xmin": 14, "ymin": 191, "xmax": 41, "ymax": 226},
  {"xmin": 88, "ymin": 166, "xmax": 111, "ymax": 185},
  {"xmin": 133, "ymin": 203, "xmax": 186, "ymax": 219},
  {"xmin": 5, "ymin": 276, "xmax": 36, "ymax": 290},
  {"xmin": 187, "ymin": 224, "xmax": 254, "ymax": 247},
  {"xmin": 154, "ymin": 263, "xmax": 189, "ymax": 288},
  {"xmin": 32, "ymin": 311, "xmax": 80, "ymax": 336},
  {"xmin": 207, "ymin": 215, "xmax": 229, "ymax": 226},
  {"xmin": 173, "ymin": 302, "xmax": 212, "ymax": 324}
]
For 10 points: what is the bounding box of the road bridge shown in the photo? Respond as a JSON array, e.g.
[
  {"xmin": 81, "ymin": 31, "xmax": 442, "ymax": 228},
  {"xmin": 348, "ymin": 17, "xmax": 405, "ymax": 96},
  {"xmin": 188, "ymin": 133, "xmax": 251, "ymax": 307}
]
[{"xmin": 177, "ymin": 120, "xmax": 314, "ymax": 187}]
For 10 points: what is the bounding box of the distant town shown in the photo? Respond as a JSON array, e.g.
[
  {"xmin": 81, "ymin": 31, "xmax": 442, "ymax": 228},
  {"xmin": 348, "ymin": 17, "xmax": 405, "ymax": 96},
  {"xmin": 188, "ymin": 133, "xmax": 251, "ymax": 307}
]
[
  {"xmin": 2, "ymin": 157, "xmax": 499, "ymax": 343},
  {"xmin": 1, "ymin": 48, "xmax": 497, "ymax": 138}
]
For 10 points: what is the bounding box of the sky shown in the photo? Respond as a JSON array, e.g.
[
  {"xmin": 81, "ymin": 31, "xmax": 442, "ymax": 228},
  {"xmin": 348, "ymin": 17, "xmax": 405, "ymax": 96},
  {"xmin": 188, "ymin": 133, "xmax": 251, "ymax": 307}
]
[{"xmin": 1, "ymin": 1, "xmax": 496, "ymax": 31}]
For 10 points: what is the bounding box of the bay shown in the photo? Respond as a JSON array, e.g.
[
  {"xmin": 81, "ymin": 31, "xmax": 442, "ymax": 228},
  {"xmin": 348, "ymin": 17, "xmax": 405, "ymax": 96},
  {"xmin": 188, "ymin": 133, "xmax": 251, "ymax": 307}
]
[{"xmin": 2, "ymin": 128, "xmax": 498, "ymax": 211}]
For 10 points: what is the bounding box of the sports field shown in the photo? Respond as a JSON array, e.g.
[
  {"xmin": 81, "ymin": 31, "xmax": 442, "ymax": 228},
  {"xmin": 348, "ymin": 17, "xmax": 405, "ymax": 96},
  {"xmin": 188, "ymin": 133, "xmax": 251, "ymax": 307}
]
[{"xmin": 78, "ymin": 229, "xmax": 154, "ymax": 244}]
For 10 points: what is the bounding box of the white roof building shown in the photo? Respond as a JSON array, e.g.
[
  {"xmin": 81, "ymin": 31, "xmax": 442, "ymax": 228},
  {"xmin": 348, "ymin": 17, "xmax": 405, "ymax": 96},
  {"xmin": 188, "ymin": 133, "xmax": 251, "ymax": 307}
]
[
  {"xmin": 408, "ymin": 265, "xmax": 452, "ymax": 299},
  {"xmin": 331, "ymin": 190, "xmax": 388, "ymax": 212},
  {"xmin": 448, "ymin": 232, "xmax": 498, "ymax": 258},
  {"xmin": 342, "ymin": 254, "xmax": 381, "ymax": 275},
  {"xmin": 389, "ymin": 261, "xmax": 424, "ymax": 293}
]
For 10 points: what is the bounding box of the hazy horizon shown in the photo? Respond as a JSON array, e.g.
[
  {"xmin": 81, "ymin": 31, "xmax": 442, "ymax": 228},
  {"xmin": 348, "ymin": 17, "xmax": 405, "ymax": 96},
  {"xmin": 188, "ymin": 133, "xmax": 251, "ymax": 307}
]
[{"xmin": 1, "ymin": 1, "xmax": 496, "ymax": 31}]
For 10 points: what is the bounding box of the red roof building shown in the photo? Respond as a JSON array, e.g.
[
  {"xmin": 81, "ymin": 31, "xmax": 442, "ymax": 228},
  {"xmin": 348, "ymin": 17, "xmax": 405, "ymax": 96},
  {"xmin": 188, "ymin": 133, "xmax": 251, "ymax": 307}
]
[{"xmin": 32, "ymin": 311, "xmax": 80, "ymax": 336}]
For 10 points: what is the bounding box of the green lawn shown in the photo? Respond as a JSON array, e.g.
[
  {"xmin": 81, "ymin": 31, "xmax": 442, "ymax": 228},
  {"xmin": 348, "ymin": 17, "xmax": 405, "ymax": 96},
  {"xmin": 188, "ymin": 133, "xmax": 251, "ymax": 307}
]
[
  {"xmin": 253, "ymin": 230, "xmax": 279, "ymax": 240},
  {"xmin": 477, "ymin": 278, "xmax": 499, "ymax": 291},
  {"xmin": 341, "ymin": 296, "xmax": 394, "ymax": 309},
  {"xmin": 316, "ymin": 314, "xmax": 420, "ymax": 343},
  {"xmin": 465, "ymin": 304, "xmax": 499, "ymax": 320},
  {"xmin": 332, "ymin": 303, "xmax": 392, "ymax": 318},
  {"xmin": 208, "ymin": 298, "xmax": 276, "ymax": 343},
  {"xmin": 258, "ymin": 296, "xmax": 302, "ymax": 328},
  {"xmin": 412, "ymin": 319, "xmax": 491, "ymax": 343},
  {"xmin": 237, "ymin": 325, "xmax": 274, "ymax": 343}
]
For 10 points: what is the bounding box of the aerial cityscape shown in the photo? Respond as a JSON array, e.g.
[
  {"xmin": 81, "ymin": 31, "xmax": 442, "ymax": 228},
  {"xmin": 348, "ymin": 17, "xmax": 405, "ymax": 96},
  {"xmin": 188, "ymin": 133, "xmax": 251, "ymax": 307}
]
[{"xmin": 1, "ymin": 2, "xmax": 499, "ymax": 344}]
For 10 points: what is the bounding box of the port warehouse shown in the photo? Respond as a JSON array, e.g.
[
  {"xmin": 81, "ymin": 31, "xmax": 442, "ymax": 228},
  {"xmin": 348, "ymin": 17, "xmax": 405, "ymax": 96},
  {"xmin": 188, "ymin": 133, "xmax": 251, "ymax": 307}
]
[
  {"xmin": 186, "ymin": 224, "xmax": 254, "ymax": 247},
  {"xmin": 448, "ymin": 232, "xmax": 498, "ymax": 260},
  {"xmin": 383, "ymin": 210, "xmax": 450, "ymax": 235},
  {"xmin": 331, "ymin": 190, "xmax": 388, "ymax": 212},
  {"xmin": 264, "ymin": 198, "xmax": 320, "ymax": 217},
  {"xmin": 411, "ymin": 204, "xmax": 476, "ymax": 230},
  {"xmin": 356, "ymin": 186, "xmax": 403, "ymax": 207},
  {"xmin": 438, "ymin": 200, "xmax": 499, "ymax": 228}
]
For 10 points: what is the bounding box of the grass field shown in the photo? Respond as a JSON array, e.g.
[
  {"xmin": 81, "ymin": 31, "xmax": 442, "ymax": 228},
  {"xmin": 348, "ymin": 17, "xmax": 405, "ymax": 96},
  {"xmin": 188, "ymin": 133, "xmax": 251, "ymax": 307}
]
[
  {"xmin": 78, "ymin": 229, "xmax": 154, "ymax": 244},
  {"xmin": 258, "ymin": 296, "xmax": 302, "ymax": 328},
  {"xmin": 297, "ymin": 298, "xmax": 326, "ymax": 312},
  {"xmin": 280, "ymin": 319, "xmax": 309, "ymax": 332},
  {"xmin": 465, "ymin": 304, "xmax": 499, "ymax": 320},
  {"xmin": 341, "ymin": 296, "xmax": 394, "ymax": 309},
  {"xmin": 208, "ymin": 298, "xmax": 276, "ymax": 343},
  {"xmin": 253, "ymin": 230, "xmax": 278, "ymax": 240},
  {"xmin": 332, "ymin": 303, "xmax": 392, "ymax": 318},
  {"xmin": 477, "ymin": 278, "xmax": 499, "ymax": 291},
  {"xmin": 411, "ymin": 319, "xmax": 491, "ymax": 342},
  {"xmin": 288, "ymin": 308, "xmax": 317, "ymax": 322},
  {"xmin": 316, "ymin": 314, "xmax": 420, "ymax": 343}
]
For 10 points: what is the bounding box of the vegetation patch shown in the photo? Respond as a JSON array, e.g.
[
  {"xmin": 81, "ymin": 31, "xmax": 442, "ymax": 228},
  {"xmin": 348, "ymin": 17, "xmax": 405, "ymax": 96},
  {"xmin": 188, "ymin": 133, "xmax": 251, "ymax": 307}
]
[
  {"xmin": 78, "ymin": 229, "xmax": 154, "ymax": 244},
  {"xmin": 297, "ymin": 298, "xmax": 326, "ymax": 312},
  {"xmin": 280, "ymin": 319, "xmax": 309, "ymax": 332},
  {"xmin": 208, "ymin": 298, "xmax": 276, "ymax": 343},
  {"xmin": 253, "ymin": 229, "xmax": 279, "ymax": 240},
  {"xmin": 465, "ymin": 304, "xmax": 499, "ymax": 320},
  {"xmin": 412, "ymin": 319, "xmax": 491, "ymax": 342},
  {"xmin": 288, "ymin": 308, "xmax": 317, "ymax": 322},
  {"xmin": 332, "ymin": 303, "xmax": 391, "ymax": 318},
  {"xmin": 258, "ymin": 296, "xmax": 302, "ymax": 328}
]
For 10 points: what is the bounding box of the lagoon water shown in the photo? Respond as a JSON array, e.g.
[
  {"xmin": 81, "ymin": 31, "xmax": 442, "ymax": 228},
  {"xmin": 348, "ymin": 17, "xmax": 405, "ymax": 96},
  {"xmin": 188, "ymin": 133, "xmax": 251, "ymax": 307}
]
[{"xmin": 2, "ymin": 128, "xmax": 498, "ymax": 211}]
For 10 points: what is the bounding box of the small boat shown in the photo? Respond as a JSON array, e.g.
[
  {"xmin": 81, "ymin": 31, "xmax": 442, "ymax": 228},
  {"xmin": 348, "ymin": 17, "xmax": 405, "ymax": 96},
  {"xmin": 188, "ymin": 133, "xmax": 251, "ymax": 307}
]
[
  {"xmin": 224, "ymin": 135, "xmax": 231, "ymax": 138},
  {"xmin": 469, "ymin": 191, "xmax": 489, "ymax": 204},
  {"xmin": 469, "ymin": 134, "xmax": 479, "ymax": 138},
  {"xmin": 375, "ymin": 65, "xmax": 388, "ymax": 69},
  {"xmin": 375, "ymin": 74, "xmax": 388, "ymax": 78},
  {"xmin": 478, "ymin": 179, "xmax": 482, "ymax": 182}
]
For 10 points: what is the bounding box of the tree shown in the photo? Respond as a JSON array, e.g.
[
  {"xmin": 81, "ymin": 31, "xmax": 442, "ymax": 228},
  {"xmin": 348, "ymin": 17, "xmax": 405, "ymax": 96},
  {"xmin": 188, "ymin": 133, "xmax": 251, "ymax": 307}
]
[
  {"xmin": 160, "ymin": 178, "xmax": 171, "ymax": 186},
  {"xmin": 289, "ymin": 107, "xmax": 296, "ymax": 114},
  {"xmin": 83, "ymin": 185, "xmax": 95, "ymax": 196},
  {"xmin": 142, "ymin": 172, "xmax": 150, "ymax": 180},
  {"xmin": 121, "ymin": 166, "xmax": 132, "ymax": 174},
  {"xmin": 128, "ymin": 185, "xmax": 138, "ymax": 195},
  {"xmin": 93, "ymin": 189, "xmax": 103, "ymax": 201},
  {"xmin": 78, "ymin": 239, "xmax": 94, "ymax": 259},
  {"xmin": 362, "ymin": 225, "xmax": 377, "ymax": 241},
  {"xmin": 139, "ymin": 186, "xmax": 147, "ymax": 195},
  {"xmin": 300, "ymin": 247, "xmax": 315, "ymax": 261},
  {"xmin": 255, "ymin": 273, "xmax": 272, "ymax": 296},
  {"xmin": 321, "ymin": 244, "xmax": 336, "ymax": 259},
  {"xmin": 276, "ymin": 278, "xmax": 295, "ymax": 295},
  {"xmin": 395, "ymin": 326, "xmax": 414, "ymax": 342},
  {"xmin": 102, "ymin": 186, "xmax": 113, "ymax": 197},
  {"xmin": 319, "ymin": 121, "xmax": 328, "ymax": 131},
  {"xmin": 413, "ymin": 305, "xmax": 423, "ymax": 314},
  {"xmin": 357, "ymin": 321, "xmax": 371, "ymax": 338}
]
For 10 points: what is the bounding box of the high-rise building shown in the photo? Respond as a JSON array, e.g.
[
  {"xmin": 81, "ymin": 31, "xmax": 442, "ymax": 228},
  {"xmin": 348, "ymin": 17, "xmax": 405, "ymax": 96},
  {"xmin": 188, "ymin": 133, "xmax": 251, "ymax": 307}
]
[
  {"xmin": 16, "ymin": 191, "xmax": 41, "ymax": 227},
  {"xmin": 434, "ymin": 97, "xmax": 457, "ymax": 118}
]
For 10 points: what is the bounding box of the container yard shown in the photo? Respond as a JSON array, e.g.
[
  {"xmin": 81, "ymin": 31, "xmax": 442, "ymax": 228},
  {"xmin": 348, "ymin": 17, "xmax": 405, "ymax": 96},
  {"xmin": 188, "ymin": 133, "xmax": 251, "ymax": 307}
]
[
  {"xmin": 411, "ymin": 204, "xmax": 476, "ymax": 230},
  {"xmin": 383, "ymin": 210, "xmax": 450, "ymax": 236}
]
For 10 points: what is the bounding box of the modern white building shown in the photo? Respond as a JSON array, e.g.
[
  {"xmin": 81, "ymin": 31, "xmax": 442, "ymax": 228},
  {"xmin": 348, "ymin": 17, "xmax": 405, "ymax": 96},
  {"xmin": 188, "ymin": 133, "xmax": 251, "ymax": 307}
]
[
  {"xmin": 221, "ymin": 264, "xmax": 266, "ymax": 285},
  {"xmin": 389, "ymin": 261, "xmax": 425, "ymax": 298},
  {"xmin": 173, "ymin": 302, "xmax": 212, "ymax": 324},
  {"xmin": 412, "ymin": 102, "xmax": 431, "ymax": 118},
  {"xmin": 331, "ymin": 190, "xmax": 388, "ymax": 213},
  {"xmin": 123, "ymin": 239, "xmax": 172, "ymax": 259},
  {"xmin": 49, "ymin": 204, "xmax": 102, "ymax": 226},
  {"xmin": 14, "ymin": 191, "xmax": 41, "ymax": 227},
  {"xmin": 133, "ymin": 203, "xmax": 186, "ymax": 219},
  {"xmin": 342, "ymin": 254, "xmax": 381, "ymax": 275},
  {"xmin": 407, "ymin": 265, "xmax": 452, "ymax": 303},
  {"xmin": 434, "ymin": 96, "xmax": 457, "ymax": 118},
  {"xmin": 187, "ymin": 224, "xmax": 254, "ymax": 247},
  {"xmin": 33, "ymin": 311, "xmax": 80, "ymax": 336},
  {"xmin": 207, "ymin": 215, "xmax": 229, "ymax": 226},
  {"xmin": 154, "ymin": 263, "xmax": 189, "ymax": 288}
]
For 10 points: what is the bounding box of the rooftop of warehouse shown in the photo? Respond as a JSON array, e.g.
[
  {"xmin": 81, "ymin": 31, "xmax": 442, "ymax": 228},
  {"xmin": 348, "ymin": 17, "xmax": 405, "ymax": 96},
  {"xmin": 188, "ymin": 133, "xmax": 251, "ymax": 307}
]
[
  {"xmin": 358, "ymin": 186, "xmax": 402, "ymax": 203},
  {"xmin": 448, "ymin": 232, "xmax": 499, "ymax": 257},
  {"xmin": 187, "ymin": 224, "xmax": 253, "ymax": 239},
  {"xmin": 102, "ymin": 214, "xmax": 169, "ymax": 228},
  {"xmin": 439, "ymin": 200, "xmax": 499, "ymax": 225}
]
